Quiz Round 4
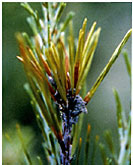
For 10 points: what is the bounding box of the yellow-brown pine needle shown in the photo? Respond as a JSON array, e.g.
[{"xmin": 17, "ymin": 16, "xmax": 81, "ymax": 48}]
[
  {"xmin": 74, "ymin": 62, "xmax": 79, "ymax": 88},
  {"xmin": 40, "ymin": 54, "xmax": 52, "ymax": 76}
]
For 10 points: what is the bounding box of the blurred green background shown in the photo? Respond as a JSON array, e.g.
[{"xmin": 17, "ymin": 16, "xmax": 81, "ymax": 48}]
[{"xmin": 2, "ymin": 2, "xmax": 131, "ymax": 164}]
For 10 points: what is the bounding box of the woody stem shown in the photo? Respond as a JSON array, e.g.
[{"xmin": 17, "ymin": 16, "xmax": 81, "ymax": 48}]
[{"xmin": 60, "ymin": 111, "xmax": 72, "ymax": 165}]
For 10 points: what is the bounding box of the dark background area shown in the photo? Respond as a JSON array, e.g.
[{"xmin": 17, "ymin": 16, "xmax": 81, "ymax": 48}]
[{"xmin": 2, "ymin": 2, "xmax": 131, "ymax": 164}]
